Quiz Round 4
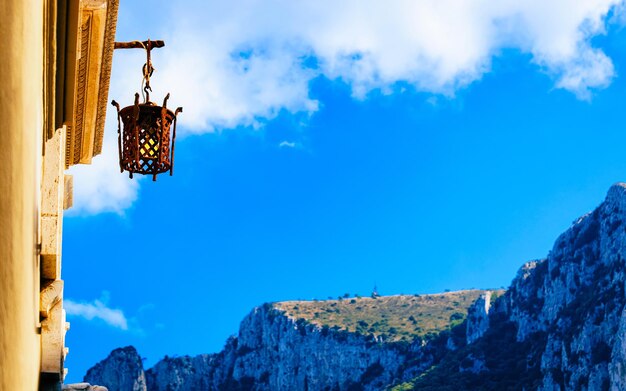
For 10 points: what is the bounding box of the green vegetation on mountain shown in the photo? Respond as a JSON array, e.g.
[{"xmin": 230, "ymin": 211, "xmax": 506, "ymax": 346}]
[
  {"xmin": 274, "ymin": 290, "xmax": 494, "ymax": 342},
  {"xmin": 391, "ymin": 306, "xmax": 546, "ymax": 391}
]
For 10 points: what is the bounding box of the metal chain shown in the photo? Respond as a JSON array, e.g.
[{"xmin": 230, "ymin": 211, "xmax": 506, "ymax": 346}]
[{"xmin": 133, "ymin": 39, "xmax": 155, "ymax": 103}]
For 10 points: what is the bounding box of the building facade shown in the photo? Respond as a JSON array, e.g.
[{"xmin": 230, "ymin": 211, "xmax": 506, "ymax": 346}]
[{"xmin": 0, "ymin": 0, "xmax": 119, "ymax": 389}]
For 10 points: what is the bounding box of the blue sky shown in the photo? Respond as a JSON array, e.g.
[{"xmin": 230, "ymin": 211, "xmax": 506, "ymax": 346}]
[{"xmin": 63, "ymin": 0, "xmax": 626, "ymax": 382}]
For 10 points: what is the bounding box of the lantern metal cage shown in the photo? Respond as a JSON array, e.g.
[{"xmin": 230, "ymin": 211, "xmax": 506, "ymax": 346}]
[{"xmin": 111, "ymin": 39, "xmax": 182, "ymax": 181}]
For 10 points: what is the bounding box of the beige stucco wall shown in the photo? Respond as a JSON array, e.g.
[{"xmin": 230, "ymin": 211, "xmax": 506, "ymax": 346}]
[{"xmin": 0, "ymin": 0, "xmax": 44, "ymax": 389}]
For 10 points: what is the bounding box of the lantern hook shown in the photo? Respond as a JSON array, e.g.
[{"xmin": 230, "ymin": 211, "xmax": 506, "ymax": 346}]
[
  {"xmin": 142, "ymin": 41, "xmax": 154, "ymax": 103},
  {"xmin": 114, "ymin": 39, "xmax": 165, "ymax": 103}
]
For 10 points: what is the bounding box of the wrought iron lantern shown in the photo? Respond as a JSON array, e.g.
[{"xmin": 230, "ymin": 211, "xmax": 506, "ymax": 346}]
[{"xmin": 111, "ymin": 39, "xmax": 183, "ymax": 181}]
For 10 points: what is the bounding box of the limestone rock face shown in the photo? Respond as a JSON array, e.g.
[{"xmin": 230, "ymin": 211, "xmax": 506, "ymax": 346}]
[
  {"xmin": 609, "ymin": 307, "xmax": 626, "ymax": 389},
  {"xmin": 145, "ymin": 353, "xmax": 223, "ymax": 391},
  {"xmin": 235, "ymin": 305, "xmax": 409, "ymax": 390},
  {"xmin": 63, "ymin": 384, "xmax": 108, "ymax": 391},
  {"xmin": 496, "ymin": 183, "xmax": 626, "ymax": 390},
  {"xmin": 143, "ymin": 305, "xmax": 409, "ymax": 391},
  {"xmin": 84, "ymin": 346, "xmax": 147, "ymax": 391},
  {"xmin": 466, "ymin": 291, "xmax": 492, "ymax": 344}
]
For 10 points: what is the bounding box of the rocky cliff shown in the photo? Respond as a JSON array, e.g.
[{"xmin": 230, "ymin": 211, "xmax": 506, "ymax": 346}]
[
  {"xmin": 84, "ymin": 291, "xmax": 489, "ymax": 391},
  {"xmin": 508, "ymin": 183, "xmax": 626, "ymax": 390},
  {"xmin": 85, "ymin": 183, "xmax": 626, "ymax": 390},
  {"xmin": 144, "ymin": 304, "xmax": 406, "ymax": 390},
  {"xmin": 84, "ymin": 346, "xmax": 146, "ymax": 391},
  {"xmin": 402, "ymin": 183, "xmax": 626, "ymax": 390}
]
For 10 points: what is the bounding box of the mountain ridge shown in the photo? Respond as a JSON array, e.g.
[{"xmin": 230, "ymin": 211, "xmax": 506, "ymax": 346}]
[{"xmin": 84, "ymin": 183, "xmax": 626, "ymax": 390}]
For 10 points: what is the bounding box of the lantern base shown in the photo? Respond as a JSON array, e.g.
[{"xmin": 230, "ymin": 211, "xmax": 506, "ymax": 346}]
[{"xmin": 122, "ymin": 159, "xmax": 171, "ymax": 178}]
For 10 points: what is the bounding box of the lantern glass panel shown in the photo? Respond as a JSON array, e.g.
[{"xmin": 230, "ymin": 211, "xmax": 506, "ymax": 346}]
[{"xmin": 138, "ymin": 122, "xmax": 160, "ymax": 159}]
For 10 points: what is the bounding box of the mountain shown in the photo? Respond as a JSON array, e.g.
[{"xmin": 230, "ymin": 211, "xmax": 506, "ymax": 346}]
[
  {"xmin": 84, "ymin": 183, "xmax": 626, "ymax": 390},
  {"xmin": 84, "ymin": 346, "xmax": 146, "ymax": 391},
  {"xmin": 84, "ymin": 290, "xmax": 492, "ymax": 391}
]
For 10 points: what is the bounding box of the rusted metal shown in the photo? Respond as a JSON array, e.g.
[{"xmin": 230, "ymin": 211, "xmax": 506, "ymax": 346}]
[
  {"xmin": 111, "ymin": 39, "xmax": 182, "ymax": 181},
  {"xmin": 114, "ymin": 40, "xmax": 165, "ymax": 50}
]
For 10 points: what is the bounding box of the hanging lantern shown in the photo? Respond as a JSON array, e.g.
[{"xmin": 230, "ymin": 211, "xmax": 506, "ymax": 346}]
[{"xmin": 111, "ymin": 39, "xmax": 183, "ymax": 181}]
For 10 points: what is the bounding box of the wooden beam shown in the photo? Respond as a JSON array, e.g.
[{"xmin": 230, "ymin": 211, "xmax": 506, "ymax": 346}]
[
  {"xmin": 114, "ymin": 39, "xmax": 165, "ymax": 50},
  {"xmin": 64, "ymin": 0, "xmax": 120, "ymax": 167}
]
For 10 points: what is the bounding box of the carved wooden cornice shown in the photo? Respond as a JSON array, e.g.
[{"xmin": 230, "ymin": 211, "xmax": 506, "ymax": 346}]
[
  {"xmin": 63, "ymin": 0, "xmax": 119, "ymax": 168},
  {"xmin": 93, "ymin": 0, "xmax": 118, "ymax": 156}
]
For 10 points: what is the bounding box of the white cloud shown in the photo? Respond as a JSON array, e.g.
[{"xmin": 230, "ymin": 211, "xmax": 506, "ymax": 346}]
[
  {"xmin": 279, "ymin": 141, "xmax": 297, "ymax": 148},
  {"xmin": 65, "ymin": 292, "xmax": 129, "ymax": 330},
  {"xmin": 158, "ymin": 0, "xmax": 625, "ymax": 133},
  {"xmin": 70, "ymin": 0, "xmax": 626, "ymax": 214},
  {"xmin": 67, "ymin": 135, "xmax": 140, "ymax": 216}
]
